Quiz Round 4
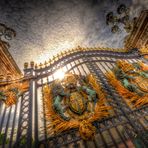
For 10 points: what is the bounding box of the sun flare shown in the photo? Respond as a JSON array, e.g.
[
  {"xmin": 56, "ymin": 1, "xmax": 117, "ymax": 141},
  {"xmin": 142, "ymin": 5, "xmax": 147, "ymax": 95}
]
[{"xmin": 54, "ymin": 69, "xmax": 65, "ymax": 80}]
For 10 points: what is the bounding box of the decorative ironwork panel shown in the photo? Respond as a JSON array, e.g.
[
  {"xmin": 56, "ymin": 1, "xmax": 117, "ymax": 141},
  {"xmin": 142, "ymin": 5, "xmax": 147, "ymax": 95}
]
[{"xmin": 0, "ymin": 49, "xmax": 147, "ymax": 147}]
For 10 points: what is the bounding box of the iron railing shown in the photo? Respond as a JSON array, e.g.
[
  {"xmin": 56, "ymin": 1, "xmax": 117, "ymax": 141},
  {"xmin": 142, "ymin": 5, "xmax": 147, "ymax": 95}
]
[{"xmin": 0, "ymin": 48, "xmax": 147, "ymax": 148}]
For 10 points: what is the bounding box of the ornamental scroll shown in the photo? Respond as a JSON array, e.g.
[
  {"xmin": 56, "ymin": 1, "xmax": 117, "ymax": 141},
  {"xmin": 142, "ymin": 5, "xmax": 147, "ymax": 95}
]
[
  {"xmin": 43, "ymin": 73, "xmax": 112, "ymax": 140},
  {"xmin": 106, "ymin": 60, "xmax": 148, "ymax": 109},
  {"xmin": 0, "ymin": 81, "xmax": 29, "ymax": 106}
]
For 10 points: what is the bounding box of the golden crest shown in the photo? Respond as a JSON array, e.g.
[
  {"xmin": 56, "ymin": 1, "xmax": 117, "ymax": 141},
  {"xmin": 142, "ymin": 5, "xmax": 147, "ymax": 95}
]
[
  {"xmin": 43, "ymin": 73, "xmax": 111, "ymax": 140},
  {"xmin": 134, "ymin": 77, "xmax": 148, "ymax": 93},
  {"xmin": 107, "ymin": 60, "xmax": 148, "ymax": 109},
  {"xmin": 69, "ymin": 92, "xmax": 86, "ymax": 115}
]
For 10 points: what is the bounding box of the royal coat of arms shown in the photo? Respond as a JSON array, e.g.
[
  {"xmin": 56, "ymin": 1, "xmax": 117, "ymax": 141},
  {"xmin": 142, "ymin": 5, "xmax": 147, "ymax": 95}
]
[
  {"xmin": 107, "ymin": 60, "xmax": 148, "ymax": 108},
  {"xmin": 43, "ymin": 73, "xmax": 111, "ymax": 140}
]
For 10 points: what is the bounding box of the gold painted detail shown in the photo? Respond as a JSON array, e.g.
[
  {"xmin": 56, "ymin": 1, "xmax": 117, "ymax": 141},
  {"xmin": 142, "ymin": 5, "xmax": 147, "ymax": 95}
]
[
  {"xmin": 134, "ymin": 77, "xmax": 148, "ymax": 93},
  {"xmin": 43, "ymin": 73, "xmax": 112, "ymax": 140},
  {"xmin": 106, "ymin": 60, "xmax": 148, "ymax": 109},
  {"xmin": 69, "ymin": 92, "xmax": 86, "ymax": 115},
  {"xmin": 25, "ymin": 46, "xmax": 127, "ymax": 70},
  {"xmin": 0, "ymin": 81, "xmax": 29, "ymax": 106}
]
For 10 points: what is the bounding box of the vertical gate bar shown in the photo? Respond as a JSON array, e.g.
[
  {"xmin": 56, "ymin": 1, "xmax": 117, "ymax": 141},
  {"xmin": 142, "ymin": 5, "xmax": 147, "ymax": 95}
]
[
  {"xmin": 41, "ymin": 78, "xmax": 48, "ymax": 148},
  {"xmin": 34, "ymin": 80, "xmax": 39, "ymax": 147},
  {"xmin": 101, "ymin": 60, "xmax": 131, "ymax": 112},
  {"xmin": 114, "ymin": 125, "xmax": 128, "ymax": 147},
  {"xmin": 0, "ymin": 106, "xmax": 6, "ymax": 134},
  {"xmin": 103, "ymin": 57, "xmax": 115, "ymax": 69},
  {"xmin": 82, "ymin": 55, "xmax": 109, "ymax": 148},
  {"xmin": 73, "ymin": 61, "xmax": 81, "ymax": 75},
  {"xmin": 0, "ymin": 102, "xmax": 2, "ymax": 115},
  {"xmin": 69, "ymin": 62, "xmax": 76, "ymax": 74},
  {"xmin": 96, "ymin": 61, "xmax": 130, "ymax": 113},
  {"xmin": 82, "ymin": 140, "xmax": 88, "ymax": 148},
  {"xmin": 41, "ymin": 79, "xmax": 47, "ymax": 140},
  {"xmin": 2, "ymin": 106, "xmax": 12, "ymax": 148},
  {"xmin": 79, "ymin": 64, "xmax": 87, "ymax": 76},
  {"xmin": 132, "ymin": 112, "xmax": 147, "ymax": 131},
  {"xmin": 0, "ymin": 103, "xmax": 3, "ymax": 129},
  {"xmin": 15, "ymin": 95, "xmax": 23, "ymax": 146},
  {"xmin": 27, "ymin": 76, "xmax": 33, "ymax": 147},
  {"xmin": 107, "ymin": 129, "xmax": 118, "ymax": 148},
  {"xmin": 82, "ymin": 52, "xmax": 132, "ymax": 147},
  {"xmin": 94, "ymin": 61, "xmax": 120, "ymax": 116},
  {"xmin": 78, "ymin": 60, "xmax": 88, "ymax": 75},
  {"xmin": 98, "ymin": 127, "xmax": 108, "ymax": 148},
  {"xmin": 65, "ymin": 64, "xmax": 70, "ymax": 73},
  {"xmin": 8, "ymin": 101, "xmax": 19, "ymax": 148},
  {"xmin": 92, "ymin": 139, "xmax": 98, "ymax": 148},
  {"xmin": 91, "ymin": 57, "xmax": 148, "ymax": 145}
]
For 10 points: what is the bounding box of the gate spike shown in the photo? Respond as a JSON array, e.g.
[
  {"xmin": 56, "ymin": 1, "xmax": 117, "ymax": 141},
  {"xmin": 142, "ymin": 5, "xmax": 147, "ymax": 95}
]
[
  {"xmin": 44, "ymin": 61, "xmax": 47, "ymax": 67},
  {"xmin": 30, "ymin": 61, "xmax": 34, "ymax": 68},
  {"xmin": 35, "ymin": 64, "xmax": 38, "ymax": 69},
  {"xmin": 24, "ymin": 62, "xmax": 28, "ymax": 69},
  {"xmin": 39, "ymin": 63, "xmax": 43, "ymax": 68}
]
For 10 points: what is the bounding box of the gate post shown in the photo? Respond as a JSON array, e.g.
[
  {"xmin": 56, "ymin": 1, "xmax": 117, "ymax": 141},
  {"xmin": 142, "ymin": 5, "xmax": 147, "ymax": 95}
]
[{"xmin": 15, "ymin": 63, "xmax": 35, "ymax": 147}]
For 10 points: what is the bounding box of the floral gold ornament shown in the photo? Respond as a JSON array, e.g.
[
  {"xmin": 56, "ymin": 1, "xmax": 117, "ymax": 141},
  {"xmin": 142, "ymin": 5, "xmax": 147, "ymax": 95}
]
[
  {"xmin": 0, "ymin": 81, "xmax": 29, "ymax": 106},
  {"xmin": 43, "ymin": 73, "xmax": 112, "ymax": 140},
  {"xmin": 106, "ymin": 60, "xmax": 148, "ymax": 109}
]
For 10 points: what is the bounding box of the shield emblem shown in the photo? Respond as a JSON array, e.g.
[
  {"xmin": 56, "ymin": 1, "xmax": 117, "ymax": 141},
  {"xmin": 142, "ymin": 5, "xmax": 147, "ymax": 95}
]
[
  {"xmin": 69, "ymin": 92, "xmax": 86, "ymax": 115},
  {"xmin": 134, "ymin": 77, "xmax": 148, "ymax": 93}
]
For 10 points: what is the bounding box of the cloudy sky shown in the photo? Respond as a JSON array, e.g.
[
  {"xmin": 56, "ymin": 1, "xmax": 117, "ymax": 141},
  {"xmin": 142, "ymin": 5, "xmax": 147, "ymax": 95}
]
[{"xmin": 0, "ymin": 0, "xmax": 147, "ymax": 70}]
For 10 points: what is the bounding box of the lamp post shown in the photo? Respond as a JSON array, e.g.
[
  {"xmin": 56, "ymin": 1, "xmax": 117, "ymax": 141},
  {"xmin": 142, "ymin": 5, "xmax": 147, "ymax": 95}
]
[
  {"xmin": 106, "ymin": 4, "xmax": 136, "ymax": 34},
  {"xmin": 0, "ymin": 23, "xmax": 16, "ymax": 41}
]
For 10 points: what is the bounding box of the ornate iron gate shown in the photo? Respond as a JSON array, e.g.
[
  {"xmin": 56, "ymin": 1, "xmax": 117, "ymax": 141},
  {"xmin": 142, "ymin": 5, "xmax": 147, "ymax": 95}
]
[{"xmin": 0, "ymin": 48, "xmax": 147, "ymax": 148}]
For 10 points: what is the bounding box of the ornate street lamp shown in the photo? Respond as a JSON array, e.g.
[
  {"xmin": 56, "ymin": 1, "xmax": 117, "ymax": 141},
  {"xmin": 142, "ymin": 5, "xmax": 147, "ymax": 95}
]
[
  {"xmin": 106, "ymin": 4, "xmax": 135, "ymax": 33},
  {"xmin": 0, "ymin": 23, "xmax": 16, "ymax": 41}
]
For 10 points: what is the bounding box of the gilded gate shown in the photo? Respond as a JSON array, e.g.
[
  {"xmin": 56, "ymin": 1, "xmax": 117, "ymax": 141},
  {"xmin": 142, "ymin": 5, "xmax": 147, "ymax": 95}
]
[{"xmin": 0, "ymin": 47, "xmax": 147, "ymax": 148}]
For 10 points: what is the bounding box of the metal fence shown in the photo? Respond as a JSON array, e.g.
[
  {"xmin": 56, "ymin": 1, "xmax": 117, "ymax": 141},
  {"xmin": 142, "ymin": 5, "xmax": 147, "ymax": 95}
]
[{"xmin": 0, "ymin": 49, "xmax": 147, "ymax": 148}]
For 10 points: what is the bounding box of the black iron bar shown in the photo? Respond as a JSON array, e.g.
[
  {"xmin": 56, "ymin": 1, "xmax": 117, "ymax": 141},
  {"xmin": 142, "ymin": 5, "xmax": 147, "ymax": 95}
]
[
  {"xmin": 15, "ymin": 95, "xmax": 23, "ymax": 147},
  {"xmin": 114, "ymin": 125, "xmax": 128, "ymax": 147},
  {"xmin": 2, "ymin": 106, "xmax": 12, "ymax": 148},
  {"xmin": 41, "ymin": 78, "xmax": 48, "ymax": 148},
  {"xmin": 34, "ymin": 80, "xmax": 39, "ymax": 147},
  {"xmin": 0, "ymin": 106, "xmax": 6, "ymax": 134},
  {"xmin": 8, "ymin": 100, "xmax": 19, "ymax": 148}
]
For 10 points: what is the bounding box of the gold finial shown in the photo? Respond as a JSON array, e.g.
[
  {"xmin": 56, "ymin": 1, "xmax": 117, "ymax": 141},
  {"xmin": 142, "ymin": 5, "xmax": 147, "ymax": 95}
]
[
  {"xmin": 35, "ymin": 64, "xmax": 38, "ymax": 69},
  {"xmin": 57, "ymin": 53, "xmax": 59, "ymax": 57},
  {"xmin": 60, "ymin": 51, "xmax": 64, "ymax": 56},
  {"xmin": 63, "ymin": 50, "xmax": 66, "ymax": 53},
  {"xmin": 52, "ymin": 56, "xmax": 56, "ymax": 61},
  {"xmin": 48, "ymin": 59, "xmax": 52, "ymax": 64},
  {"xmin": 30, "ymin": 61, "xmax": 34, "ymax": 68},
  {"xmin": 72, "ymin": 48, "xmax": 75, "ymax": 52},
  {"xmin": 24, "ymin": 62, "xmax": 28, "ymax": 69},
  {"xmin": 39, "ymin": 63, "xmax": 43, "ymax": 68},
  {"xmin": 44, "ymin": 61, "xmax": 47, "ymax": 67}
]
